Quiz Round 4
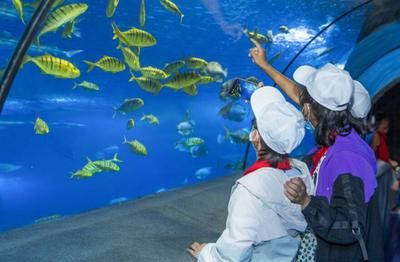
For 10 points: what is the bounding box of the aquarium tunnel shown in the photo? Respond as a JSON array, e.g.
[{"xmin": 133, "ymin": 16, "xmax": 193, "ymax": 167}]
[{"xmin": 0, "ymin": 0, "xmax": 399, "ymax": 261}]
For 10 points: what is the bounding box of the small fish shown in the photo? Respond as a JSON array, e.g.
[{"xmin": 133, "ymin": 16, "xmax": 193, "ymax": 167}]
[
  {"xmin": 84, "ymin": 56, "xmax": 126, "ymax": 73},
  {"xmin": 113, "ymin": 98, "xmax": 144, "ymax": 118},
  {"xmin": 34, "ymin": 117, "xmax": 49, "ymax": 135},
  {"xmin": 0, "ymin": 33, "xmax": 83, "ymax": 58},
  {"xmin": 178, "ymin": 137, "xmax": 205, "ymax": 147},
  {"xmin": 36, "ymin": 3, "xmax": 88, "ymax": 47},
  {"xmin": 175, "ymin": 139, "xmax": 205, "ymax": 156},
  {"xmin": 73, "ymin": 81, "xmax": 100, "ymax": 91},
  {"xmin": 106, "ymin": 0, "xmax": 120, "ymax": 18},
  {"xmin": 33, "ymin": 214, "xmax": 63, "ymax": 224},
  {"xmin": 225, "ymin": 160, "xmax": 244, "ymax": 171},
  {"xmin": 185, "ymin": 57, "xmax": 208, "ymax": 70},
  {"xmin": 217, "ymin": 127, "xmax": 249, "ymax": 144},
  {"xmin": 109, "ymin": 197, "xmax": 128, "ymax": 205},
  {"xmin": 95, "ymin": 145, "xmax": 119, "ymax": 159},
  {"xmin": 279, "ymin": 25, "xmax": 289, "ymax": 34},
  {"xmin": 140, "ymin": 0, "xmax": 145, "ymax": 26},
  {"xmin": 162, "ymin": 60, "xmax": 185, "ymax": 75},
  {"xmin": 123, "ymin": 136, "xmax": 148, "ymax": 156},
  {"xmin": 315, "ymin": 47, "xmax": 335, "ymax": 58},
  {"xmin": 111, "ymin": 22, "xmax": 156, "ymax": 48},
  {"xmin": 12, "ymin": 0, "xmax": 25, "ymax": 24},
  {"xmin": 195, "ymin": 167, "xmax": 212, "ymax": 180},
  {"xmin": 266, "ymin": 30, "xmax": 274, "ymax": 43},
  {"xmin": 62, "ymin": 20, "xmax": 77, "ymax": 38},
  {"xmin": 189, "ymin": 144, "xmax": 208, "ymax": 158},
  {"xmin": 160, "ymin": 0, "xmax": 184, "ymax": 23},
  {"xmin": 182, "ymin": 84, "xmax": 197, "ymax": 96},
  {"xmin": 90, "ymin": 153, "xmax": 122, "ymax": 172},
  {"xmin": 202, "ymin": 61, "xmax": 227, "ymax": 82},
  {"xmin": 164, "ymin": 72, "xmax": 201, "ymax": 90},
  {"xmin": 119, "ymin": 46, "xmax": 140, "ymax": 71},
  {"xmin": 218, "ymin": 101, "xmax": 249, "ymax": 122},
  {"xmin": 129, "ymin": 73, "xmax": 163, "ymax": 94},
  {"xmin": 127, "ymin": 119, "xmax": 135, "ymax": 129},
  {"xmin": 140, "ymin": 113, "xmax": 159, "ymax": 125},
  {"xmin": 197, "ymin": 76, "xmax": 214, "ymax": 85},
  {"xmin": 139, "ymin": 66, "xmax": 168, "ymax": 79},
  {"xmin": 176, "ymin": 110, "xmax": 195, "ymax": 136},
  {"xmin": 156, "ymin": 188, "xmax": 167, "ymax": 193},
  {"xmin": 23, "ymin": 53, "xmax": 80, "ymax": 78},
  {"xmin": 269, "ymin": 50, "xmax": 285, "ymax": 65},
  {"xmin": 243, "ymin": 29, "xmax": 268, "ymax": 45},
  {"xmin": 0, "ymin": 163, "xmax": 22, "ymax": 173}
]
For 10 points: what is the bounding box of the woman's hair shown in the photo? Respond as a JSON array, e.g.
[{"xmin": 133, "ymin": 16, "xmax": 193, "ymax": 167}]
[
  {"xmin": 299, "ymin": 88, "xmax": 364, "ymax": 147},
  {"xmin": 252, "ymin": 119, "xmax": 288, "ymax": 166},
  {"xmin": 375, "ymin": 112, "xmax": 388, "ymax": 125}
]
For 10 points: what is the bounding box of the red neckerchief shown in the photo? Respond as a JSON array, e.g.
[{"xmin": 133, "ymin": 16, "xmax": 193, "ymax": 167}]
[
  {"xmin": 243, "ymin": 159, "xmax": 291, "ymax": 176},
  {"xmin": 310, "ymin": 147, "xmax": 329, "ymax": 177},
  {"xmin": 309, "ymin": 132, "xmax": 339, "ymax": 177}
]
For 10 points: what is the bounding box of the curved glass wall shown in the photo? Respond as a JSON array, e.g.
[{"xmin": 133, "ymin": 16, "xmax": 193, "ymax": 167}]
[{"xmin": 0, "ymin": 0, "xmax": 367, "ymax": 231}]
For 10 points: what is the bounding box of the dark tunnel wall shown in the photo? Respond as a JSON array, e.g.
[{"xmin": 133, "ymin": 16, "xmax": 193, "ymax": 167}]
[{"xmin": 373, "ymin": 82, "xmax": 400, "ymax": 160}]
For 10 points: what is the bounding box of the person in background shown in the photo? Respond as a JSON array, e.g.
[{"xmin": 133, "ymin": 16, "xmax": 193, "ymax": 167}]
[
  {"xmin": 371, "ymin": 112, "xmax": 399, "ymax": 210},
  {"xmin": 187, "ymin": 86, "xmax": 313, "ymax": 261},
  {"xmin": 371, "ymin": 112, "xmax": 399, "ymax": 170},
  {"xmin": 249, "ymin": 39, "xmax": 384, "ymax": 261}
]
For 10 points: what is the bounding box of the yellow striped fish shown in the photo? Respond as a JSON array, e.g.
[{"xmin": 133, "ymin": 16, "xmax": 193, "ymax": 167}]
[
  {"xmin": 119, "ymin": 46, "xmax": 141, "ymax": 71},
  {"xmin": 129, "ymin": 73, "xmax": 162, "ymax": 94},
  {"xmin": 36, "ymin": 3, "xmax": 88, "ymax": 46},
  {"xmin": 197, "ymin": 76, "xmax": 214, "ymax": 85},
  {"xmin": 140, "ymin": 0, "xmax": 146, "ymax": 26},
  {"xmin": 12, "ymin": 0, "xmax": 25, "ymax": 24},
  {"xmin": 139, "ymin": 66, "xmax": 168, "ymax": 79},
  {"xmin": 182, "ymin": 84, "xmax": 198, "ymax": 96},
  {"xmin": 111, "ymin": 22, "xmax": 156, "ymax": 48},
  {"xmin": 23, "ymin": 54, "xmax": 80, "ymax": 78},
  {"xmin": 106, "ymin": 0, "xmax": 120, "ymax": 18},
  {"xmin": 185, "ymin": 57, "xmax": 208, "ymax": 69},
  {"xmin": 127, "ymin": 119, "xmax": 135, "ymax": 129},
  {"xmin": 123, "ymin": 136, "xmax": 148, "ymax": 156},
  {"xmin": 162, "ymin": 60, "xmax": 185, "ymax": 75},
  {"xmin": 34, "ymin": 117, "xmax": 49, "ymax": 135},
  {"xmin": 160, "ymin": 0, "xmax": 184, "ymax": 23},
  {"xmin": 84, "ymin": 56, "xmax": 126, "ymax": 73},
  {"xmin": 164, "ymin": 72, "xmax": 201, "ymax": 90}
]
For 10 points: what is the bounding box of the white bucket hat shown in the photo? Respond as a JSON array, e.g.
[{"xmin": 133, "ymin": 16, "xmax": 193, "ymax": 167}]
[
  {"xmin": 293, "ymin": 63, "xmax": 355, "ymax": 111},
  {"xmin": 250, "ymin": 86, "xmax": 305, "ymax": 155},
  {"xmin": 349, "ymin": 81, "xmax": 371, "ymax": 118}
]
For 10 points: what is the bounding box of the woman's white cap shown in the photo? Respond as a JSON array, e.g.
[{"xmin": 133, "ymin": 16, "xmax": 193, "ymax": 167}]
[
  {"xmin": 250, "ymin": 86, "xmax": 305, "ymax": 155},
  {"xmin": 293, "ymin": 63, "xmax": 355, "ymax": 111},
  {"xmin": 349, "ymin": 81, "xmax": 371, "ymax": 118}
]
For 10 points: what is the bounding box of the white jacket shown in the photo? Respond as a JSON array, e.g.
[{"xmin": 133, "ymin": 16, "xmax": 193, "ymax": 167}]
[{"xmin": 198, "ymin": 159, "xmax": 314, "ymax": 262}]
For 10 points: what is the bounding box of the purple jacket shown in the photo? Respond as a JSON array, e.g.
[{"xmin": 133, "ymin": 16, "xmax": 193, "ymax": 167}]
[{"xmin": 316, "ymin": 129, "xmax": 378, "ymax": 202}]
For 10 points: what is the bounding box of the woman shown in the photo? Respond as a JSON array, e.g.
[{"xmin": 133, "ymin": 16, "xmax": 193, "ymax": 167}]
[
  {"xmin": 249, "ymin": 39, "xmax": 384, "ymax": 261},
  {"xmin": 371, "ymin": 112, "xmax": 399, "ymax": 210},
  {"xmin": 188, "ymin": 87, "xmax": 314, "ymax": 261}
]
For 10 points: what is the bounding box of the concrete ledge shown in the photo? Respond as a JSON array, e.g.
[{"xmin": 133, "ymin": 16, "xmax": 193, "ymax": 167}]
[{"xmin": 0, "ymin": 174, "xmax": 240, "ymax": 262}]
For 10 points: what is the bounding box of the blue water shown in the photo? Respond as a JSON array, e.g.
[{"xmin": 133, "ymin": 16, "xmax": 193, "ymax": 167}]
[{"xmin": 0, "ymin": 0, "xmax": 365, "ymax": 231}]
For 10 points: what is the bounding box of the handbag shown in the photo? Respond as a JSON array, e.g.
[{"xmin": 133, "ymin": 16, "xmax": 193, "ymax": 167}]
[{"xmin": 295, "ymin": 227, "xmax": 317, "ymax": 262}]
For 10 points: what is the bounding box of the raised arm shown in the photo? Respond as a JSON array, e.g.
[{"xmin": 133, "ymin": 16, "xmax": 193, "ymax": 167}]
[{"xmin": 249, "ymin": 39, "xmax": 302, "ymax": 105}]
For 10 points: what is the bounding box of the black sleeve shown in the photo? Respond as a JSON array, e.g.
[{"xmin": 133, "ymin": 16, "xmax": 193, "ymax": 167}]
[{"xmin": 302, "ymin": 173, "xmax": 367, "ymax": 245}]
